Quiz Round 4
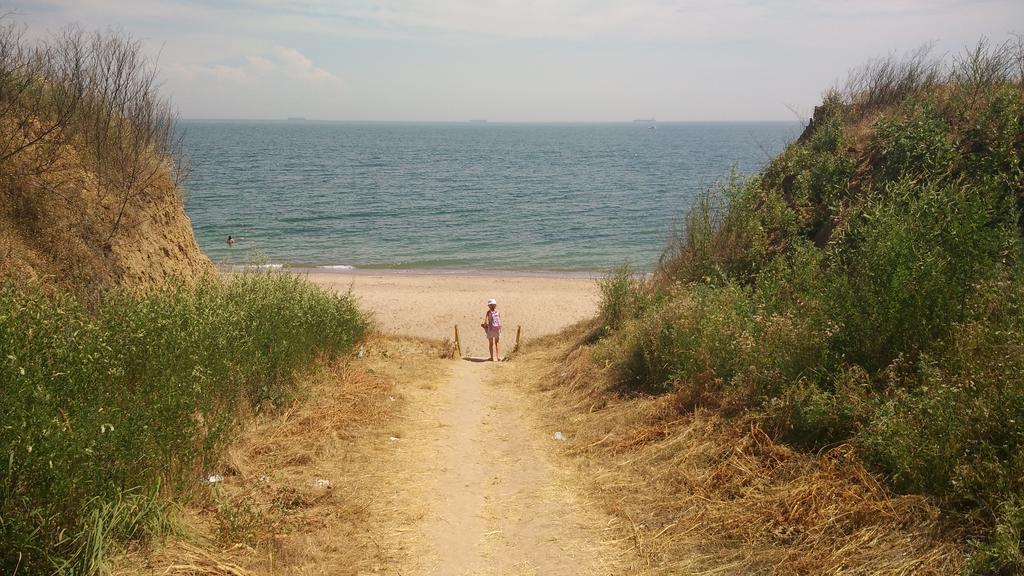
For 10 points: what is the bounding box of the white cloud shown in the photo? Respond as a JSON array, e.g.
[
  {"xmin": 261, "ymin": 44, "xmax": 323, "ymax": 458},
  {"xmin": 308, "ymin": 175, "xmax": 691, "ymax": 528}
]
[
  {"xmin": 271, "ymin": 46, "xmax": 342, "ymax": 86},
  {"xmin": 171, "ymin": 46, "xmax": 343, "ymax": 89}
]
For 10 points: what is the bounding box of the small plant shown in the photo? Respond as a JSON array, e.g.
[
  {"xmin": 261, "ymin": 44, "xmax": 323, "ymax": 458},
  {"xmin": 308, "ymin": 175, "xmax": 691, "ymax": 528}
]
[
  {"xmin": 968, "ymin": 499, "xmax": 1024, "ymax": 575},
  {"xmin": 212, "ymin": 488, "xmax": 267, "ymax": 546},
  {"xmin": 597, "ymin": 262, "xmax": 651, "ymax": 330}
]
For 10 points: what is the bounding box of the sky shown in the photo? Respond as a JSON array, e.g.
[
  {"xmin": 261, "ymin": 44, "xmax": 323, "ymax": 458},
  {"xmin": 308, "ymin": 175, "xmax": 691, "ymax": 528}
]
[{"xmin": 7, "ymin": 0, "xmax": 1024, "ymax": 122}]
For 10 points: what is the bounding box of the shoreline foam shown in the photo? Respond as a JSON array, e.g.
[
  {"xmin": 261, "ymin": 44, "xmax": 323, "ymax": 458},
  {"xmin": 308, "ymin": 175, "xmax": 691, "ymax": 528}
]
[{"xmin": 220, "ymin": 263, "xmax": 611, "ymax": 280}]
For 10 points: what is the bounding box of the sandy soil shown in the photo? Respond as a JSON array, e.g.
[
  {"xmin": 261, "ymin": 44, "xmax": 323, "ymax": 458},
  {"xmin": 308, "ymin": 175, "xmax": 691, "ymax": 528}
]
[
  {"xmin": 303, "ymin": 271, "xmax": 601, "ymax": 344},
  {"xmin": 380, "ymin": 351, "xmax": 637, "ymax": 575}
]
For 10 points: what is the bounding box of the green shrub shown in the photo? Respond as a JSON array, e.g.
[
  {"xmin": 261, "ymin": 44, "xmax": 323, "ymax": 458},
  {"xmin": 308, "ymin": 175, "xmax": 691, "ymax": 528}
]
[
  {"xmin": 0, "ymin": 273, "xmax": 367, "ymax": 574},
  {"xmin": 968, "ymin": 498, "xmax": 1024, "ymax": 575},
  {"xmin": 602, "ymin": 283, "xmax": 752, "ymax": 394},
  {"xmin": 827, "ymin": 178, "xmax": 1018, "ymax": 372},
  {"xmin": 862, "ymin": 277, "xmax": 1024, "ymax": 518},
  {"xmin": 873, "ymin": 104, "xmax": 958, "ymax": 184},
  {"xmin": 765, "ymin": 375, "xmax": 866, "ymax": 449},
  {"xmin": 597, "ymin": 263, "xmax": 652, "ymax": 331},
  {"xmin": 658, "ymin": 173, "xmax": 799, "ymax": 286},
  {"xmin": 761, "ymin": 93, "xmax": 853, "ymax": 241}
]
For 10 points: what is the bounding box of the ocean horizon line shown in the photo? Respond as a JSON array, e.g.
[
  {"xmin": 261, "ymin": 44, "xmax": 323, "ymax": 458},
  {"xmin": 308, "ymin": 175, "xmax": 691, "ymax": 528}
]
[{"xmin": 180, "ymin": 118, "xmax": 803, "ymax": 125}]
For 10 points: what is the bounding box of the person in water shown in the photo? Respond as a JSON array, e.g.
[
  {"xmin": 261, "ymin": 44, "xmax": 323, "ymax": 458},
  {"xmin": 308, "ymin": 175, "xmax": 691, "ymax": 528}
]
[
  {"xmin": 481, "ymin": 298, "xmax": 502, "ymax": 361},
  {"xmin": 226, "ymin": 235, "xmax": 236, "ymax": 247}
]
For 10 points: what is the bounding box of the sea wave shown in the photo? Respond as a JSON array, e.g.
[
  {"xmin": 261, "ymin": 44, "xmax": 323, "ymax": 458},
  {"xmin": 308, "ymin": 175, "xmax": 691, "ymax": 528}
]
[
  {"xmin": 185, "ymin": 121, "xmax": 797, "ymax": 271},
  {"xmin": 317, "ymin": 265, "xmax": 355, "ymax": 270}
]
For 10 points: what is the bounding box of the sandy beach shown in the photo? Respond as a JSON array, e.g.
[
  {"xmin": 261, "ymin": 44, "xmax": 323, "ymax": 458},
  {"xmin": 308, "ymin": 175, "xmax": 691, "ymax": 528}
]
[{"xmin": 303, "ymin": 270, "xmax": 601, "ymax": 346}]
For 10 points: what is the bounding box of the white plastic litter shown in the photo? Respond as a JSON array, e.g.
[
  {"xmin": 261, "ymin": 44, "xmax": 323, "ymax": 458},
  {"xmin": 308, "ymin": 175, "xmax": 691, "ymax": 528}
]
[
  {"xmin": 553, "ymin": 431, "xmax": 565, "ymax": 441},
  {"xmin": 312, "ymin": 478, "xmax": 332, "ymax": 489},
  {"xmin": 258, "ymin": 474, "xmax": 270, "ymax": 484},
  {"xmin": 207, "ymin": 474, "xmax": 224, "ymax": 484},
  {"xmin": 388, "ymin": 436, "xmax": 400, "ymax": 442},
  {"xmin": 357, "ymin": 345, "xmax": 366, "ymax": 358}
]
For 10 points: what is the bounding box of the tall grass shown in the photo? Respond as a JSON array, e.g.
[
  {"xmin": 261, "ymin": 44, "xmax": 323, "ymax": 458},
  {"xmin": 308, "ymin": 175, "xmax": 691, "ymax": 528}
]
[
  {"xmin": 596, "ymin": 38, "xmax": 1024, "ymax": 573},
  {"xmin": 0, "ymin": 272, "xmax": 368, "ymax": 575}
]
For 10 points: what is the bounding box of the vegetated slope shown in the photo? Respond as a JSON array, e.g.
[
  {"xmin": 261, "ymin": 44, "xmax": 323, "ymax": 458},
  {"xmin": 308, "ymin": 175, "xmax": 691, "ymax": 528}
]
[
  {"xmin": 596, "ymin": 39, "xmax": 1024, "ymax": 573},
  {"xmin": 0, "ymin": 143, "xmax": 211, "ymax": 289},
  {"xmin": 0, "ymin": 23, "xmax": 211, "ymax": 292},
  {"xmin": 0, "ymin": 23, "xmax": 368, "ymax": 576}
]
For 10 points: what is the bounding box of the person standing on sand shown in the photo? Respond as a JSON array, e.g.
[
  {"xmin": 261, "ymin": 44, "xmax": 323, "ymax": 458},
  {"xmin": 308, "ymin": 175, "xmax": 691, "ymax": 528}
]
[{"xmin": 481, "ymin": 298, "xmax": 502, "ymax": 361}]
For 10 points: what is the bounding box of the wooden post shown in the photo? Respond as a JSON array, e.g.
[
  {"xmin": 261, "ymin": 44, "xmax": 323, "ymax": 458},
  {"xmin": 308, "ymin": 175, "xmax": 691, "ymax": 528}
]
[
  {"xmin": 515, "ymin": 325, "xmax": 522, "ymax": 352},
  {"xmin": 454, "ymin": 325, "xmax": 462, "ymax": 358}
]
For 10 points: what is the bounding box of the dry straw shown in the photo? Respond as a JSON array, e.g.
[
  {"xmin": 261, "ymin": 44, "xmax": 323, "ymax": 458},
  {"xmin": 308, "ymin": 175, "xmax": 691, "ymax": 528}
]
[
  {"xmin": 520, "ymin": 324, "xmax": 964, "ymax": 575},
  {"xmin": 113, "ymin": 342, "xmax": 404, "ymax": 575},
  {"xmin": 161, "ymin": 544, "xmax": 254, "ymax": 576}
]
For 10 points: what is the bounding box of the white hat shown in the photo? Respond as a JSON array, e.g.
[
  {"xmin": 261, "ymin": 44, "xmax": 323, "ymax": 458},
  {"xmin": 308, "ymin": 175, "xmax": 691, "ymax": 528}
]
[{"xmin": 487, "ymin": 298, "xmax": 497, "ymax": 306}]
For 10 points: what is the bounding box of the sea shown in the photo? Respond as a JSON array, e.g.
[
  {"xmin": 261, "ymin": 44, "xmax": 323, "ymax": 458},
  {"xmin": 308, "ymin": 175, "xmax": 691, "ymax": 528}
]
[{"xmin": 180, "ymin": 121, "xmax": 799, "ymax": 273}]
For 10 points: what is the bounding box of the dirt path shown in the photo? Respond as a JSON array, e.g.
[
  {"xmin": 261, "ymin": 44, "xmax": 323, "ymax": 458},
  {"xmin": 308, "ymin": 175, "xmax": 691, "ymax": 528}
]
[
  {"xmin": 116, "ymin": 339, "xmax": 636, "ymax": 575},
  {"xmin": 385, "ymin": 356, "xmax": 635, "ymax": 576}
]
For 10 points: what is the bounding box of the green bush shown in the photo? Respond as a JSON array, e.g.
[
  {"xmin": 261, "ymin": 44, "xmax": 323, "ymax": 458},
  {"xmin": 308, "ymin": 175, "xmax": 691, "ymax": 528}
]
[
  {"xmin": 873, "ymin": 103, "xmax": 958, "ymax": 184},
  {"xmin": 0, "ymin": 273, "xmax": 368, "ymax": 574},
  {"xmin": 862, "ymin": 277, "xmax": 1024, "ymax": 515},
  {"xmin": 658, "ymin": 172, "xmax": 799, "ymax": 286},
  {"xmin": 626, "ymin": 284, "xmax": 753, "ymax": 393},
  {"xmin": 597, "ymin": 263, "xmax": 651, "ymax": 331},
  {"xmin": 827, "ymin": 178, "xmax": 1018, "ymax": 372},
  {"xmin": 968, "ymin": 499, "xmax": 1024, "ymax": 575}
]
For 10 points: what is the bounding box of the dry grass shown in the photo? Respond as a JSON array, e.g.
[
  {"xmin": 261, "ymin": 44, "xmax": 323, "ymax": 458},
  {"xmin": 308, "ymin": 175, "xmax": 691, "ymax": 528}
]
[
  {"xmin": 0, "ymin": 120, "xmax": 213, "ymax": 292},
  {"xmin": 159, "ymin": 543, "xmax": 255, "ymax": 576},
  {"xmin": 517, "ymin": 323, "xmax": 965, "ymax": 575},
  {"xmin": 110, "ymin": 336, "xmax": 443, "ymax": 575}
]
